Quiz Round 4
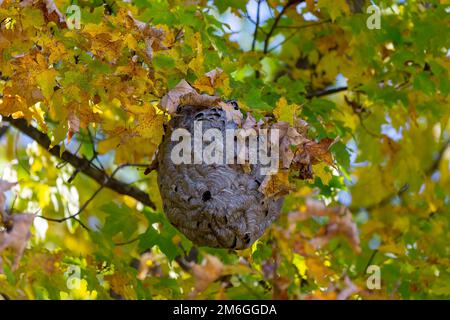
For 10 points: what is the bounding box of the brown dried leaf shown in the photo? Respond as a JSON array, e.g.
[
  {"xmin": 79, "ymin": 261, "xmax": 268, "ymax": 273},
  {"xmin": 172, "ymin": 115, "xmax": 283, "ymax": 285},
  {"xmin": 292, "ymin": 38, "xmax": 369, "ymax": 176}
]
[
  {"xmin": 21, "ymin": 0, "xmax": 66, "ymax": 27},
  {"xmin": 126, "ymin": 12, "xmax": 167, "ymax": 61},
  {"xmin": 337, "ymin": 276, "xmax": 359, "ymax": 300},
  {"xmin": 160, "ymin": 79, "xmax": 220, "ymax": 114},
  {"xmin": 67, "ymin": 113, "xmax": 80, "ymax": 143},
  {"xmin": 303, "ymin": 137, "xmax": 337, "ymax": 165},
  {"xmin": 193, "ymin": 68, "xmax": 227, "ymax": 95},
  {"xmin": 160, "ymin": 80, "xmax": 196, "ymax": 114},
  {"xmin": 180, "ymin": 92, "xmax": 220, "ymax": 109},
  {"xmin": 189, "ymin": 254, "xmax": 223, "ymax": 298},
  {"xmin": 258, "ymin": 171, "xmax": 293, "ymax": 198},
  {"xmin": 272, "ymin": 122, "xmax": 308, "ymax": 169},
  {"xmin": 242, "ymin": 112, "xmax": 257, "ymax": 130},
  {"xmin": 0, "ymin": 213, "xmax": 35, "ymax": 273},
  {"xmin": 217, "ymin": 101, "xmax": 243, "ymax": 125},
  {"xmin": 294, "ymin": 118, "xmax": 309, "ymax": 135},
  {"xmin": 306, "ymin": 199, "xmax": 361, "ymax": 253},
  {"xmin": 0, "ymin": 180, "xmax": 17, "ymax": 212}
]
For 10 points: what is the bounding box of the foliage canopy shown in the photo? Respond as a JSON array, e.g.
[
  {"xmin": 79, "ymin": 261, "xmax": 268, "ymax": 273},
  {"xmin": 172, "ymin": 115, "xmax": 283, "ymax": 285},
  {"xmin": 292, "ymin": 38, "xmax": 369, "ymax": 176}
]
[{"xmin": 0, "ymin": 0, "xmax": 449, "ymax": 300}]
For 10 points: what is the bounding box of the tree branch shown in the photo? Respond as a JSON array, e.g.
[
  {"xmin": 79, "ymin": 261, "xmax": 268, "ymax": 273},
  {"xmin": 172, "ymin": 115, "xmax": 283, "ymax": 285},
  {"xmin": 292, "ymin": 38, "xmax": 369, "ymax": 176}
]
[
  {"xmin": 263, "ymin": 0, "xmax": 303, "ymax": 54},
  {"xmin": 41, "ymin": 184, "xmax": 104, "ymax": 227},
  {"xmin": 307, "ymin": 86, "xmax": 348, "ymax": 98},
  {"xmin": 350, "ymin": 139, "xmax": 450, "ymax": 212},
  {"xmin": 3, "ymin": 117, "xmax": 156, "ymax": 209},
  {"xmin": 244, "ymin": 13, "xmax": 267, "ymax": 35},
  {"xmin": 251, "ymin": 0, "xmax": 262, "ymax": 52},
  {"xmin": 267, "ymin": 19, "xmax": 331, "ymax": 53},
  {"xmin": 0, "ymin": 126, "xmax": 8, "ymax": 140}
]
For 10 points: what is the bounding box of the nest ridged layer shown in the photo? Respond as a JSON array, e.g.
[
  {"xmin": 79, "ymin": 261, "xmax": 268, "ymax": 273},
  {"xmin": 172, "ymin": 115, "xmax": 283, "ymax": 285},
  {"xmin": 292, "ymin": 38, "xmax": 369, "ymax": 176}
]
[{"xmin": 157, "ymin": 106, "xmax": 283, "ymax": 249}]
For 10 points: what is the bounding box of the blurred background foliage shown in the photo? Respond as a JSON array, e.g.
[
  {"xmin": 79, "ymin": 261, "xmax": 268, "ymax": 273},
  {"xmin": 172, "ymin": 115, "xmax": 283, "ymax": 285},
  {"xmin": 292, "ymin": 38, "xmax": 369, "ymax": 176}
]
[{"xmin": 0, "ymin": 0, "xmax": 449, "ymax": 299}]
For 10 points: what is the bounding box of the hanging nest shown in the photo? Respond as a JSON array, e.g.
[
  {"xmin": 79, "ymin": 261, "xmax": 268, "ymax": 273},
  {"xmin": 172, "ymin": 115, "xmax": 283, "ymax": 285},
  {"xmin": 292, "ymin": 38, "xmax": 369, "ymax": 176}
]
[
  {"xmin": 156, "ymin": 78, "xmax": 335, "ymax": 250},
  {"xmin": 157, "ymin": 105, "xmax": 284, "ymax": 249}
]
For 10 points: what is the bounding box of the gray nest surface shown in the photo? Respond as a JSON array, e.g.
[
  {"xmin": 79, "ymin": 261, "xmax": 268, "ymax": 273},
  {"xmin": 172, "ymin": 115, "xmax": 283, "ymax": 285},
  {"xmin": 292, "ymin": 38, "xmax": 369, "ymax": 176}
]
[{"xmin": 157, "ymin": 105, "xmax": 284, "ymax": 249}]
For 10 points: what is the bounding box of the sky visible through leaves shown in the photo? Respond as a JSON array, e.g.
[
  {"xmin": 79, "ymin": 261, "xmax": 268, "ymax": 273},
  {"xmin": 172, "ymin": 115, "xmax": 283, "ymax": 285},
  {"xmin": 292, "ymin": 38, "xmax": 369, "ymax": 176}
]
[{"xmin": 0, "ymin": 0, "xmax": 449, "ymax": 300}]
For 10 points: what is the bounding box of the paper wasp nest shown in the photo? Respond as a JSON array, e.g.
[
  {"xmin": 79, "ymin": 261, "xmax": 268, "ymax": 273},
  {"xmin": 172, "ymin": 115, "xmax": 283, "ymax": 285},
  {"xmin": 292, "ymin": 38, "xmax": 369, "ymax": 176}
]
[{"xmin": 157, "ymin": 105, "xmax": 283, "ymax": 249}]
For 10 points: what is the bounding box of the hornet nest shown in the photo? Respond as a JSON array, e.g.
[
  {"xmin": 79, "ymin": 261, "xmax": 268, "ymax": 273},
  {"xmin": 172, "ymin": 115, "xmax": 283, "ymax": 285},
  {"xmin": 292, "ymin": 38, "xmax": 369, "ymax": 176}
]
[{"xmin": 157, "ymin": 102, "xmax": 284, "ymax": 249}]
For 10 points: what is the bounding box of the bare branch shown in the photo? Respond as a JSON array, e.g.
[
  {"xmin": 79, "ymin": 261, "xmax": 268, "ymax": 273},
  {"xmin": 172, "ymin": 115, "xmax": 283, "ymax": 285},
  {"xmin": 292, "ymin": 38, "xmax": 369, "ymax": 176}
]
[
  {"xmin": 267, "ymin": 19, "xmax": 331, "ymax": 53},
  {"xmin": 41, "ymin": 184, "xmax": 104, "ymax": 225},
  {"xmin": 144, "ymin": 158, "xmax": 159, "ymax": 175},
  {"xmin": 350, "ymin": 139, "xmax": 450, "ymax": 212},
  {"xmin": 4, "ymin": 117, "xmax": 156, "ymax": 209},
  {"xmin": 0, "ymin": 126, "xmax": 8, "ymax": 140},
  {"xmin": 87, "ymin": 127, "xmax": 105, "ymax": 171},
  {"xmin": 307, "ymin": 86, "xmax": 348, "ymax": 98},
  {"xmin": 275, "ymin": 22, "xmax": 330, "ymax": 29},
  {"xmin": 251, "ymin": 0, "xmax": 262, "ymax": 51},
  {"xmin": 263, "ymin": 0, "xmax": 303, "ymax": 54},
  {"xmin": 114, "ymin": 237, "xmax": 140, "ymax": 246}
]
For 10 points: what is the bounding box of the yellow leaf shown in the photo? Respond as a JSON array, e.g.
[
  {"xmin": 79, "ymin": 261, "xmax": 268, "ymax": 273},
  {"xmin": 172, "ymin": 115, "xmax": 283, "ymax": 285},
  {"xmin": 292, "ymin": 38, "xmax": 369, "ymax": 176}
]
[
  {"xmin": 313, "ymin": 162, "xmax": 332, "ymax": 184},
  {"xmin": 98, "ymin": 136, "xmax": 121, "ymax": 155},
  {"xmin": 273, "ymin": 97, "xmax": 300, "ymax": 125},
  {"xmin": 306, "ymin": 0, "xmax": 315, "ymax": 11},
  {"xmin": 160, "ymin": 79, "xmax": 220, "ymax": 114},
  {"xmin": 29, "ymin": 102, "xmax": 47, "ymax": 131},
  {"xmin": 188, "ymin": 32, "xmax": 204, "ymax": 74},
  {"xmin": 378, "ymin": 243, "xmax": 405, "ymax": 255},
  {"xmin": 189, "ymin": 254, "xmax": 223, "ymax": 298},
  {"xmin": 133, "ymin": 106, "xmax": 165, "ymax": 144},
  {"xmin": 293, "ymin": 253, "xmax": 307, "ymax": 278},
  {"xmin": 258, "ymin": 170, "xmax": 293, "ymax": 198},
  {"xmin": 193, "ymin": 68, "xmax": 231, "ymax": 95},
  {"xmin": 317, "ymin": 0, "xmax": 350, "ymax": 21}
]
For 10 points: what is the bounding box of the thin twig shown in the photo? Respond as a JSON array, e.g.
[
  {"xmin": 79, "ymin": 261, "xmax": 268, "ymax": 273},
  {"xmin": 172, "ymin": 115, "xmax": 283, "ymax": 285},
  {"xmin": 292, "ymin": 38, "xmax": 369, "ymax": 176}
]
[
  {"xmin": 362, "ymin": 250, "xmax": 378, "ymax": 275},
  {"xmin": 87, "ymin": 127, "xmax": 105, "ymax": 171},
  {"xmin": 243, "ymin": 13, "xmax": 267, "ymax": 35},
  {"xmin": 114, "ymin": 237, "xmax": 140, "ymax": 246},
  {"xmin": 0, "ymin": 126, "xmax": 8, "ymax": 139},
  {"xmin": 71, "ymin": 216, "xmax": 90, "ymax": 231},
  {"xmin": 306, "ymin": 86, "xmax": 348, "ymax": 98},
  {"xmin": 251, "ymin": 0, "xmax": 262, "ymax": 51},
  {"xmin": 350, "ymin": 139, "xmax": 450, "ymax": 212},
  {"xmin": 263, "ymin": 0, "xmax": 303, "ymax": 54},
  {"xmin": 39, "ymin": 185, "xmax": 103, "ymax": 226},
  {"xmin": 267, "ymin": 19, "xmax": 331, "ymax": 53},
  {"xmin": 38, "ymin": 162, "xmax": 149, "ymax": 225},
  {"xmin": 4, "ymin": 116, "xmax": 156, "ymax": 209},
  {"xmin": 13, "ymin": 130, "xmax": 30, "ymax": 176}
]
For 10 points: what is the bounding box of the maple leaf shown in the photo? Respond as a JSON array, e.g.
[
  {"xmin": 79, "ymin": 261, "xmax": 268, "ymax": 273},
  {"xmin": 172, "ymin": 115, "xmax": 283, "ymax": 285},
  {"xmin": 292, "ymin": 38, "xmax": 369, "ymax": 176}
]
[
  {"xmin": 160, "ymin": 80, "xmax": 220, "ymax": 114},
  {"xmin": 273, "ymin": 97, "xmax": 300, "ymax": 126},
  {"xmin": 193, "ymin": 68, "xmax": 230, "ymax": 95},
  {"xmin": 272, "ymin": 122, "xmax": 308, "ymax": 169},
  {"xmin": 258, "ymin": 170, "xmax": 293, "ymax": 198},
  {"xmin": 242, "ymin": 112, "xmax": 258, "ymax": 130},
  {"xmin": 126, "ymin": 11, "xmax": 168, "ymax": 62},
  {"xmin": 217, "ymin": 101, "xmax": 243, "ymax": 125},
  {"xmin": 22, "ymin": 0, "xmax": 66, "ymax": 27},
  {"xmin": 305, "ymin": 199, "xmax": 361, "ymax": 253},
  {"xmin": 291, "ymin": 137, "xmax": 337, "ymax": 179},
  {"xmin": 303, "ymin": 137, "xmax": 336, "ymax": 166},
  {"xmin": 336, "ymin": 276, "xmax": 359, "ymax": 300},
  {"xmin": 0, "ymin": 214, "xmax": 35, "ymax": 273},
  {"xmin": 188, "ymin": 254, "xmax": 223, "ymax": 298},
  {"xmin": 67, "ymin": 113, "xmax": 80, "ymax": 143}
]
